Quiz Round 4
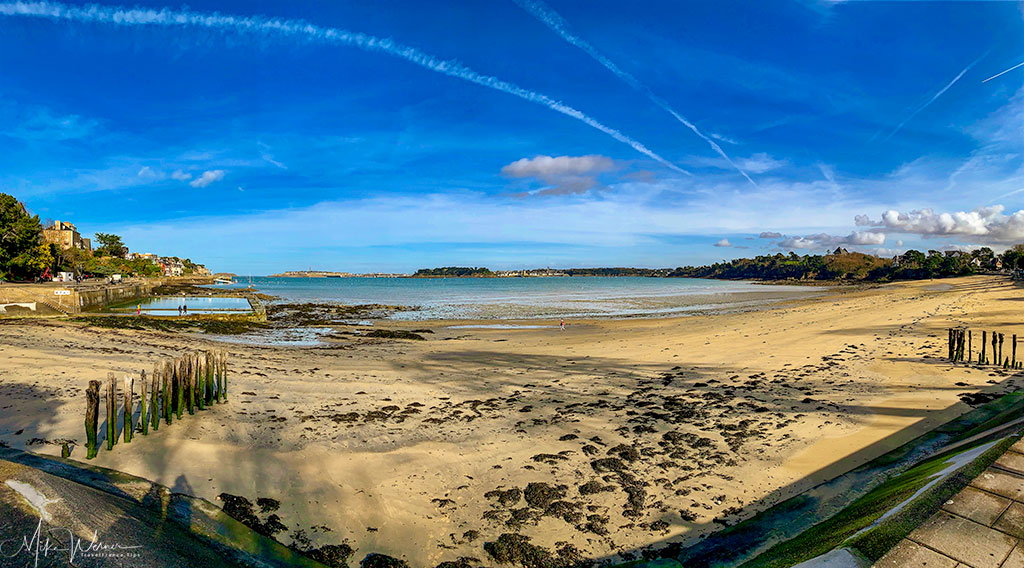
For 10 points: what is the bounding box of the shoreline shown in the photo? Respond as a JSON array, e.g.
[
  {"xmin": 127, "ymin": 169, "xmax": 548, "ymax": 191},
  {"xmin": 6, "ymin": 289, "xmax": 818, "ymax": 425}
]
[{"xmin": 0, "ymin": 275, "xmax": 1021, "ymax": 566}]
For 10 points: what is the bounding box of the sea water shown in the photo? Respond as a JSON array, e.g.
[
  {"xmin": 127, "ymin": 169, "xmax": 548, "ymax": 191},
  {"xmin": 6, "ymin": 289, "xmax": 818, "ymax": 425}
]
[{"xmin": 216, "ymin": 277, "xmax": 820, "ymax": 320}]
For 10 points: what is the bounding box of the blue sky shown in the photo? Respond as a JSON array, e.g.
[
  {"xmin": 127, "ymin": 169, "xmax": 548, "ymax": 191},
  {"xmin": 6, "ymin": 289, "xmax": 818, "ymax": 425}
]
[{"xmin": 1, "ymin": 0, "xmax": 1022, "ymax": 273}]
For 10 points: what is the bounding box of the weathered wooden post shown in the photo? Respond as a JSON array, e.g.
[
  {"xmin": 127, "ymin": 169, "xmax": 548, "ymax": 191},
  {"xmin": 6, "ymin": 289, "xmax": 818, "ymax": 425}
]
[
  {"xmin": 106, "ymin": 373, "xmax": 116, "ymax": 451},
  {"xmin": 194, "ymin": 353, "xmax": 202, "ymax": 410},
  {"xmin": 61, "ymin": 443, "xmax": 71, "ymax": 458},
  {"xmin": 123, "ymin": 375, "xmax": 134, "ymax": 443},
  {"xmin": 176, "ymin": 358, "xmax": 185, "ymax": 420},
  {"xmin": 215, "ymin": 351, "xmax": 222, "ymax": 402},
  {"xmin": 140, "ymin": 370, "xmax": 148, "ymax": 436},
  {"xmin": 1014, "ymin": 335, "xmax": 1018, "ymax": 369},
  {"xmin": 948, "ymin": 328, "xmax": 954, "ymax": 360},
  {"xmin": 85, "ymin": 380, "xmax": 100, "ymax": 459},
  {"xmin": 958, "ymin": 329, "xmax": 965, "ymax": 362},
  {"xmin": 151, "ymin": 367, "xmax": 160, "ymax": 431},
  {"xmin": 185, "ymin": 354, "xmax": 194, "ymax": 415},
  {"xmin": 204, "ymin": 351, "xmax": 214, "ymax": 406},
  {"xmin": 968, "ymin": 330, "xmax": 973, "ymax": 362},
  {"xmin": 163, "ymin": 361, "xmax": 172, "ymax": 425},
  {"xmin": 221, "ymin": 347, "xmax": 227, "ymax": 403},
  {"xmin": 982, "ymin": 330, "xmax": 988, "ymax": 364},
  {"xmin": 993, "ymin": 332, "xmax": 999, "ymax": 366},
  {"xmin": 999, "ymin": 333, "xmax": 1005, "ymax": 366}
]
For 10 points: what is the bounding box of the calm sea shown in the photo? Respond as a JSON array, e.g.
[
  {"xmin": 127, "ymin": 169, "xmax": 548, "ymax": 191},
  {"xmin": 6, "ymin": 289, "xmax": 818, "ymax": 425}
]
[{"xmin": 217, "ymin": 276, "xmax": 821, "ymax": 321}]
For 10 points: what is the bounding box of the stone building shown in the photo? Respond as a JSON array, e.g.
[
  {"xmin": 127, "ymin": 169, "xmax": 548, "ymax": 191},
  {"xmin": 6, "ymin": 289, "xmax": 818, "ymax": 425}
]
[{"xmin": 42, "ymin": 221, "xmax": 92, "ymax": 252}]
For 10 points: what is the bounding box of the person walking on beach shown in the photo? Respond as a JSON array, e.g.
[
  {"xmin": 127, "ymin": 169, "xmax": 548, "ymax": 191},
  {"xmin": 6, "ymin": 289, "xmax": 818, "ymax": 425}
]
[
  {"xmin": 183, "ymin": 303, "xmax": 188, "ymax": 315},
  {"xmin": 178, "ymin": 305, "xmax": 182, "ymax": 317},
  {"xmin": 560, "ymin": 319, "xmax": 565, "ymax": 331}
]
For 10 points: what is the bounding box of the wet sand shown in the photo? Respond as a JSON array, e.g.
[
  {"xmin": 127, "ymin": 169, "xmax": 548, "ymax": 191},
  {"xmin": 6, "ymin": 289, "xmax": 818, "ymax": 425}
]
[{"xmin": 1, "ymin": 275, "xmax": 1022, "ymax": 566}]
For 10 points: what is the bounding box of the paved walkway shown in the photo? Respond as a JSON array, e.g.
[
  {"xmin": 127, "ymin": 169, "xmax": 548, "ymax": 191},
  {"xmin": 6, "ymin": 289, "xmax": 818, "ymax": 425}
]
[{"xmin": 876, "ymin": 438, "xmax": 1024, "ymax": 568}]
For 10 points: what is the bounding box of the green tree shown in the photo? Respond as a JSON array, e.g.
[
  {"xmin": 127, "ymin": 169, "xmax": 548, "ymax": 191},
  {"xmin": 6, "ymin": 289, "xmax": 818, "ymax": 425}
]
[
  {"xmin": 94, "ymin": 232, "xmax": 127, "ymax": 258},
  {"xmin": 0, "ymin": 193, "xmax": 49, "ymax": 281}
]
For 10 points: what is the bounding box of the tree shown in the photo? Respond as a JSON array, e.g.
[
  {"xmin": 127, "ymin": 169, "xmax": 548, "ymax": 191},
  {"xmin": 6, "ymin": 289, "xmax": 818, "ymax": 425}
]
[
  {"xmin": 971, "ymin": 247, "xmax": 996, "ymax": 270},
  {"xmin": 94, "ymin": 232, "xmax": 127, "ymax": 258},
  {"xmin": 0, "ymin": 193, "xmax": 49, "ymax": 281}
]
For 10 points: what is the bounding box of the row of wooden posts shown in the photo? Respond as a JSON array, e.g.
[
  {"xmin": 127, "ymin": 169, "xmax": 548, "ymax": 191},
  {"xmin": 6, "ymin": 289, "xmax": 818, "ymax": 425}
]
[
  {"xmin": 947, "ymin": 328, "xmax": 1022, "ymax": 369},
  {"xmin": 83, "ymin": 350, "xmax": 229, "ymax": 459}
]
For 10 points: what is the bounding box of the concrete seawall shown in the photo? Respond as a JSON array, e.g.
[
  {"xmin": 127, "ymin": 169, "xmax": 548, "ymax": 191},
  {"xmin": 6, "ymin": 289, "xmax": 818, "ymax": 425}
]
[{"xmin": 0, "ymin": 278, "xmax": 208, "ymax": 316}]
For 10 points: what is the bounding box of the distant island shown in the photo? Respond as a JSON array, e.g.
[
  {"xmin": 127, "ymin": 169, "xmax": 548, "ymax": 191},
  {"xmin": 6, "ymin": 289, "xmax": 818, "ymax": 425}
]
[{"xmin": 409, "ymin": 247, "xmax": 1024, "ymax": 282}]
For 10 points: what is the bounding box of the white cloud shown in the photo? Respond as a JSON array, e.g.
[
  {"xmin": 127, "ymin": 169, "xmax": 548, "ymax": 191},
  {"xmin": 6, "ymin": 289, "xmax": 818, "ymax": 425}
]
[
  {"xmin": 758, "ymin": 231, "xmax": 783, "ymax": 239},
  {"xmin": 189, "ymin": 169, "xmax": 226, "ymax": 188},
  {"xmin": 137, "ymin": 166, "xmax": 157, "ymax": 178},
  {"xmin": 502, "ymin": 155, "xmax": 618, "ymax": 196},
  {"xmin": 740, "ymin": 153, "xmax": 788, "ymax": 174},
  {"xmin": 171, "ymin": 170, "xmax": 192, "ymax": 181},
  {"xmin": 855, "ymin": 206, "xmax": 1024, "ymax": 243},
  {"xmin": 502, "ymin": 155, "xmax": 616, "ymax": 178},
  {"xmin": 713, "ymin": 238, "xmax": 732, "ymax": 247},
  {"xmin": 778, "ymin": 231, "xmax": 885, "ymax": 250}
]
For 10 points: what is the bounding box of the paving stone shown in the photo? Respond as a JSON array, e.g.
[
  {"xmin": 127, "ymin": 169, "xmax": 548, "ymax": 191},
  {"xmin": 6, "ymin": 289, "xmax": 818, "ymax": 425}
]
[
  {"xmin": 1010, "ymin": 439, "xmax": 1024, "ymax": 455},
  {"xmin": 996, "ymin": 451, "xmax": 1024, "ymax": 477},
  {"xmin": 942, "ymin": 486, "xmax": 1011, "ymax": 526},
  {"xmin": 973, "ymin": 468, "xmax": 1024, "ymax": 502},
  {"xmin": 996, "ymin": 502, "xmax": 1024, "ymax": 540},
  {"xmin": 1001, "ymin": 543, "xmax": 1024, "ymax": 568},
  {"xmin": 909, "ymin": 510, "xmax": 1017, "ymax": 568},
  {"xmin": 875, "ymin": 539, "xmax": 958, "ymax": 567}
]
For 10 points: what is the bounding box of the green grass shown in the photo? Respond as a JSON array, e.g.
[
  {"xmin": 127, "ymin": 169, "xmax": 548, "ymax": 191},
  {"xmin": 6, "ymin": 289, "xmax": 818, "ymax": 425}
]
[
  {"xmin": 741, "ymin": 435, "xmax": 1018, "ymax": 567},
  {"xmin": 848, "ymin": 435, "xmax": 1017, "ymax": 560}
]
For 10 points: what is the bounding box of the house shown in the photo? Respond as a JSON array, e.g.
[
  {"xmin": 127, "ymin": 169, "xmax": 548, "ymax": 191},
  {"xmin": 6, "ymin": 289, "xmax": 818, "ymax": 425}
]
[{"xmin": 42, "ymin": 221, "xmax": 92, "ymax": 252}]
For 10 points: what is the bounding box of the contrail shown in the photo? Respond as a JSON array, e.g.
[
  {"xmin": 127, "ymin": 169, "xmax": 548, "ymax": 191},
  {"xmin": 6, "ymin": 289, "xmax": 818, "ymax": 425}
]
[
  {"xmin": 0, "ymin": 1, "xmax": 688, "ymax": 175},
  {"xmin": 983, "ymin": 60, "xmax": 1024, "ymax": 83},
  {"xmin": 513, "ymin": 0, "xmax": 756, "ymax": 187},
  {"xmin": 885, "ymin": 53, "xmax": 986, "ymax": 140}
]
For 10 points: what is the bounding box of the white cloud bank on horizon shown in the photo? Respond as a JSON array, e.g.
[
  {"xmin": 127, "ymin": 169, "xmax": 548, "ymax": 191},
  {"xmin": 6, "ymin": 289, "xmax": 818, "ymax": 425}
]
[
  {"xmin": 855, "ymin": 206, "xmax": 1024, "ymax": 244},
  {"xmin": 713, "ymin": 238, "xmax": 732, "ymax": 247}
]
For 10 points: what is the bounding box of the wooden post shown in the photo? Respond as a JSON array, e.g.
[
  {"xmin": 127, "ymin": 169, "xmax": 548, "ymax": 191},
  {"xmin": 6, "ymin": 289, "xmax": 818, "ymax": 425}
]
[
  {"xmin": 194, "ymin": 353, "xmax": 203, "ymax": 411},
  {"xmin": 106, "ymin": 373, "xmax": 116, "ymax": 451},
  {"xmin": 163, "ymin": 361, "xmax": 172, "ymax": 425},
  {"xmin": 123, "ymin": 375, "xmax": 134, "ymax": 443},
  {"xmin": 185, "ymin": 354, "xmax": 195, "ymax": 415},
  {"xmin": 140, "ymin": 370, "xmax": 148, "ymax": 436},
  {"xmin": 968, "ymin": 330, "xmax": 973, "ymax": 363},
  {"xmin": 1013, "ymin": 335, "xmax": 1018, "ymax": 369},
  {"xmin": 993, "ymin": 332, "xmax": 998, "ymax": 366},
  {"xmin": 85, "ymin": 380, "xmax": 100, "ymax": 459},
  {"xmin": 61, "ymin": 443, "xmax": 70, "ymax": 458},
  {"xmin": 151, "ymin": 367, "xmax": 160, "ymax": 431},
  {"xmin": 948, "ymin": 328, "xmax": 954, "ymax": 360},
  {"xmin": 999, "ymin": 333, "xmax": 1005, "ymax": 366},
  {"xmin": 982, "ymin": 330, "xmax": 988, "ymax": 364},
  {"xmin": 205, "ymin": 351, "xmax": 214, "ymax": 406},
  {"xmin": 176, "ymin": 358, "xmax": 184, "ymax": 420},
  {"xmin": 221, "ymin": 350, "xmax": 227, "ymax": 402}
]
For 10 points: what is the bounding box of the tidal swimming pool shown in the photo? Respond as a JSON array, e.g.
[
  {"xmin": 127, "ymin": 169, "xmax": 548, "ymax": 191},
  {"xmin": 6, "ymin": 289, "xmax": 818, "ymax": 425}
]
[{"xmin": 107, "ymin": 296, "xmax": 252, "ymax": 315}]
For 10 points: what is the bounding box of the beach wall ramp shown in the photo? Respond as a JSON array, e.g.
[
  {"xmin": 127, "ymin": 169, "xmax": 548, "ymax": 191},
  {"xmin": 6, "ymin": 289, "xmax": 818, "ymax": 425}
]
[{"xmin": 0, "ymin": 447, "xmax": 329, "ymax": 568}]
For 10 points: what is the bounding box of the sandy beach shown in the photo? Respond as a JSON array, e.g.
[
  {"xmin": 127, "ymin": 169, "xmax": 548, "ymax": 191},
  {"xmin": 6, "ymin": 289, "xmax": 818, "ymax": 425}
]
[{"xmin": 1, "ymin": 275, "xmax": 1022, "ymax": 566}]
